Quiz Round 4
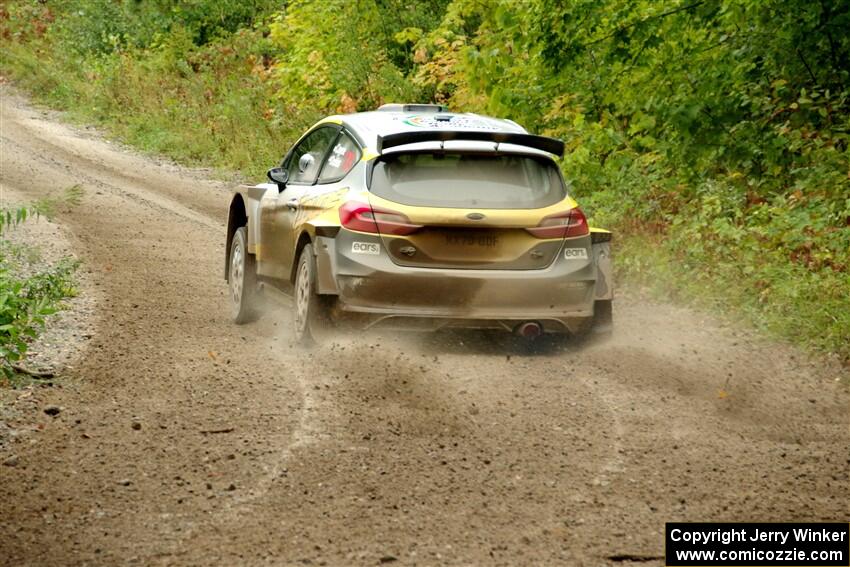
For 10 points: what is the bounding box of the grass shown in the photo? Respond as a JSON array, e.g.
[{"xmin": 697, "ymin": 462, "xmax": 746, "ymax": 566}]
[
  {"xmin": 614, "ymin": 232, "xmax": 849, "ymax": 358},
  {"xmin": 2, "ymin": 30, "xmax": 304, "ymax": 180}
]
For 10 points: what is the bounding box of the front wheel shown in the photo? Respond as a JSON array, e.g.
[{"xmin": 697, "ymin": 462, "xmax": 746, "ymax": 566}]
[
  {"xmin": 229, "ymin": 226, "xmax": 259, "ymax": 324},
  {"xmin": 293, "ymin": 243, "xmax": 332, "ymax": 345}
]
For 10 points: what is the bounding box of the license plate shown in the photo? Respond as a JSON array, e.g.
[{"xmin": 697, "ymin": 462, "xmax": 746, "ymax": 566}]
[{"xmin": 444, "ymin": 233, "xmax": 498, "ymax": 247}]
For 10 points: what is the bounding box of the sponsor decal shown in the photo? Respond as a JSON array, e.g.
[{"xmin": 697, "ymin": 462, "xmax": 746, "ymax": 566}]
[
  {"xmin": 351, "ymin": 242, "xmax": 381, "ymax": 255},
  {"xmin": 403, "ymin": 114, "xmax": 499, "ymax": 130},
  {"xmin": 325, "ymin": 143, "xmax": 346, "ymax": 168},
  {"xmin": 293, "ymin": 187, "xmax": 347, "ymax": 227},
  {"xmin": 564, "ymin": 247, "xmax": 588, "ymax": 260}
]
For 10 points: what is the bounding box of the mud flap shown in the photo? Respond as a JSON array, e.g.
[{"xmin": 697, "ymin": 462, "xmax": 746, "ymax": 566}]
[
  {"xmin": 314, "ymin": 236, "xmax": 340, "ymax": 295},
  {"xmin": 591, "ymin": 236, "xmax": 613, "ymax": 337},
  {"xmin": 592, "ymin": 300, "xmax": 613, "ymax": 335},
  {"xmin": 592, "ymin": 241, "xmax": 613, "ymax": 300}
]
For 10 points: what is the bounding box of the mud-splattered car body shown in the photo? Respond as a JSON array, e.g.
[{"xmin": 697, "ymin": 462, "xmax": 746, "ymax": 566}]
[{"xmin": 226, "ymin": 104, "xmax": 613, "ymax": 342}]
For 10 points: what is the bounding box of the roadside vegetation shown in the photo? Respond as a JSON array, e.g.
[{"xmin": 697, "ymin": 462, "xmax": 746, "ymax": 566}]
[
  {"xmin": 1, "ymin": 0, "xmax": 847, "ymax": 361},
  {"xmin": 0, "ymin": 187, "xmax": 82, "ymax": 384}
]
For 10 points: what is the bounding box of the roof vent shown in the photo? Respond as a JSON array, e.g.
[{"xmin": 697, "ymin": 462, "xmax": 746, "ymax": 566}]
[{"xmin": 377, "ymin": 103, "xmax": 449, "ymax": 113}]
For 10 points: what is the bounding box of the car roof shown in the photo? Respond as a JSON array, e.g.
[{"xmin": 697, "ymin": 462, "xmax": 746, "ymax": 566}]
[{"xmin": 322, "ymin": 108, "xmax": 529, "ymax": 152}]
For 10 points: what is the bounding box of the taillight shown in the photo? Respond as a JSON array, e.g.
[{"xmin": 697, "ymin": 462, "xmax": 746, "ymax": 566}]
[
  {"xmin": 526, "ymin": 208, "xmax": 589, "ymax": 239},
  {"xmin": 339, "ymin": 201, "xmax": 422, "ymax": 236}
]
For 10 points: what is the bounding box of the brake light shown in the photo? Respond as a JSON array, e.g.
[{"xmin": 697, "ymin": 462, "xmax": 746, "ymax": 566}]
[
  {"xmin": 339, "ymin": 201, "xmax": 422, "ymax": 236},
  {"xmin": 526, "ymin": 208, "xmax": 589, "ymax": 239}
]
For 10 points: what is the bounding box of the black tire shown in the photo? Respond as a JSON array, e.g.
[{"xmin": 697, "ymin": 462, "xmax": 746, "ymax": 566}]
[
  {"xmin": 229, "ymin": 226, "xmax": 259, "ymax": 324},
  {"xmin": 571, "ymin": 299, "xmax": 613, "ymax": 343},
  {"xmin": 293, "ymin": 243, "xmax": 332, "ymax": 345},
  {"xmin": 591, "ymin": 299, "xmax": 613, "ymax": 339}
]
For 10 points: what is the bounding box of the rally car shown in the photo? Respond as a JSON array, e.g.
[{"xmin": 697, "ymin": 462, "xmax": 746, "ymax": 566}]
[{"xmin": 225, "ymin": 103, "xmax": 613, "ymax": 344}]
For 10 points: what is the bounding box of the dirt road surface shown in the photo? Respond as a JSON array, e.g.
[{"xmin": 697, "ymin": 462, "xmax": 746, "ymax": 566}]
[{"xmin": 1, "ymin": 86, "xmax": 848, "ymax": 566}]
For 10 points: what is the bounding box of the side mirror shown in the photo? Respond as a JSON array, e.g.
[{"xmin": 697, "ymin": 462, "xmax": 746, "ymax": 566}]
[{"xmin": 267, "ymin": 167, "xmax": 288, "ymax": 190}]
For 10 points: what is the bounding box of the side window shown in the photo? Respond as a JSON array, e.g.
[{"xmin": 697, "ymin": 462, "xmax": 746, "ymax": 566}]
[
  {"xmin": 284, "ymin": 127, "xmax": 338, "ymax": 185},
  {"xmin": 318, "ymin": 131, "xmax": 361, "ymax": 183}
]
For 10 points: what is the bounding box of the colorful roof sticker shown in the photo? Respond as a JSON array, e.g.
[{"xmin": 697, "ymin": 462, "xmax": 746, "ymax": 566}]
[{"xmin": 403, "ymin": 114, "xmax": 500, "ymax": 130}]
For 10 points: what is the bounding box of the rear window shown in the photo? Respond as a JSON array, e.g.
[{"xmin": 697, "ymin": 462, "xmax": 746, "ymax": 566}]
[{"xmin": 369, "ymin": 153, "xmax": 566, "ymax": 209}]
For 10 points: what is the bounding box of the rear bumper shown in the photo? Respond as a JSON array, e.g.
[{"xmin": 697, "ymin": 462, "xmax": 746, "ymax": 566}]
[{"xmin": 315, "ymin": 229, "xmax": 611, "ymax": 333}]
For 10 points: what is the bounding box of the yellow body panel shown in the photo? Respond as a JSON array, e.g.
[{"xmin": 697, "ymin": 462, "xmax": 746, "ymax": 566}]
[
  {"xmin": 361, "ymin": 149, "xmax": 380, "ymax": 161},
  {"xmin": 316, "ymin": 116, "xmax": 343, "ymax": 126},
  {"xmin": 366, "ymin": 193, "xmax": 579, "ymax": 228}
]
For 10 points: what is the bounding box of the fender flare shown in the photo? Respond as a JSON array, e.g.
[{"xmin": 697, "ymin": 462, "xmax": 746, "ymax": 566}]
[
  {"xmin": 590, "ymin": 229, "xmax": 613, "ymax": 300},
  {"xmin": 225, "ymin": 185, "xmax": 270, "ymax": 280},
  {"xmin": 297, "ymin": 221, "xmax": 341, "ymax": 295}
]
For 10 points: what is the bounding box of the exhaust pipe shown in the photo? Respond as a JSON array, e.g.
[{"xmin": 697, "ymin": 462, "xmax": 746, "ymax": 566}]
[{"xmin": 515, "ymin": 321, "xmax": 542, "ymax": 338}]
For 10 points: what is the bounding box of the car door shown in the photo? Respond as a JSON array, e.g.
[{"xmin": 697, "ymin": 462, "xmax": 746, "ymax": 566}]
[{"xmin": 258, "ymin": 126, "xmax": 339, "ymax": 281}]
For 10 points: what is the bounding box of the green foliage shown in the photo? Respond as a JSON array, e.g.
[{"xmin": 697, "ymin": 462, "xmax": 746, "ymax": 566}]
[
  {"xmin": 268, "ymin": 0, "xmax": 448, "ymax": 113},
  {"xmin": 0, "ymin": 191, "xmax": 81, "ymax": 380},
  {"xmin": 0, "ymin": 257, "xmax": 78, "ymax": 379},
  {"xmin": 1, "ymin": 0, "xmax": 847, "ymax": 360},
  {"xmin": 45, "ymin": 0, "xmax": 282, "ymax": 55}
]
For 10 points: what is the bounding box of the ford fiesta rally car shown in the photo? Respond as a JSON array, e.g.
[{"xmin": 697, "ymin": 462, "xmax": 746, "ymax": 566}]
[{"xmin": 225, "ymin": 103, "xmax": 613, "ymax": 344}]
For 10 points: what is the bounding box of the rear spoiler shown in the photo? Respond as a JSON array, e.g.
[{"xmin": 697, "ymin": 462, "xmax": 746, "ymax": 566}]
[{"xmin": 376, "ymin": 130, "xmax": 565, "ymax": 157}]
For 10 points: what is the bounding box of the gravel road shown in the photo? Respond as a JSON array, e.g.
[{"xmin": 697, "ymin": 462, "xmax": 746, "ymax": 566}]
[{"xmin": 1, "ymin": 85, "xmax": 847, "ymax": 566}]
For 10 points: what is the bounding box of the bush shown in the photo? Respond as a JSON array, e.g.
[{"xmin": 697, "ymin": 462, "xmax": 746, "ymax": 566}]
[
  {"xmin": 47, "ymin": 0, "xmax": 282, "ymax": 55},
  {"xmin": 0, "ymin": 190, "xmax": 81, "ymax": 380}
]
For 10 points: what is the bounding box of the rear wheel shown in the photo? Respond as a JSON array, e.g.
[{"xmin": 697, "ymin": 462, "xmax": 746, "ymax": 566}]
[
  {"xmin": 572, "ymin": 300, "xmax": 613, "ymax": 342},
  {"xmin": 293, "ymin": 244, "xmax": 332, "ymax": 345},
  {"xmin": 230, "ymin": 227, "xmax": 259, "ymax": 324},
  {"xmin": 591, "ymin": 299, "xmax": 613, "ymax": 339}
]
